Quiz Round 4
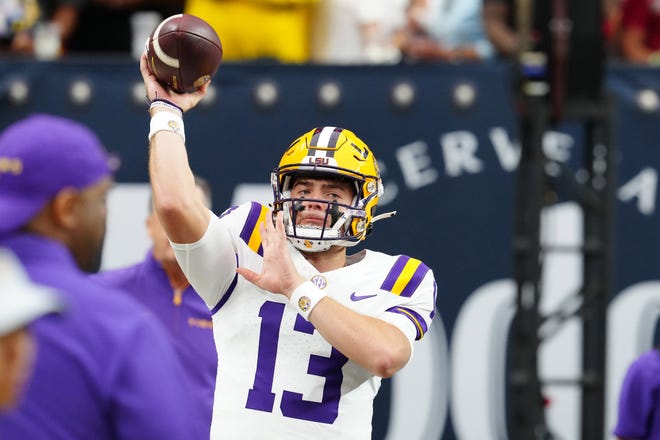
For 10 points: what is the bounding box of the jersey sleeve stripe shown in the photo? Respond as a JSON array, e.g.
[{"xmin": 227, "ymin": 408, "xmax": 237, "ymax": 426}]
[
  {"xmin": 247, "ymin": 207, "xmax": 268, "ymax": 254},
  {"xmin": 219, "ymin": 205, "xmax": 239, "ymax": 219},
  {"xmin": 430, "ymin": 280, "xmax": 437, "ymax": 319},
  {"xmin": 386, "ymin": 306, "xmax": 428, "ymax": 340},
  {"xmin": 398, "ymin": 260, "xmax": 429, "ymax": 298},
  {"xmin": 239, "ymin": 202, "xmax": 268, "ymax": 256},
  {"xmin": 380, "ymin": 256, "xmax": 430, "ymax": 298},
  {"xmin": 239, "ymin": 202, "xmax": 261, "ymax": 243},
  {"xmin": 381, "ymin": 255, "xmax": 410, "ymax": 291},
  {"xmin": 391, "ymin": 259, "xmax": 422, "ymax": 296},
  {"xmin": 211, "ymin": 271, "xmax": 238, "ymax": 315}
]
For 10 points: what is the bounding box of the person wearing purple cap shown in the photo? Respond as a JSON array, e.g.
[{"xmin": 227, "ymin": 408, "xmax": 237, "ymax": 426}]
[
  {"xmin": 0, "ymin": 114, "xmax": 201, "ymax": 439},
  {"xmin": 91, "ymin": 175, "xmax": 217, "ymax": 439},
  {"xmin": 613, "ymin": 348, "xmax": 660, "ymax": 439}
]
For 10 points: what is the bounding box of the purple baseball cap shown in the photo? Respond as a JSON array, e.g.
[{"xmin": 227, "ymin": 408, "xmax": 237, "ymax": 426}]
[{"xmin": 0, "ymin": 114, "xmax": 114, "ymax": 236}]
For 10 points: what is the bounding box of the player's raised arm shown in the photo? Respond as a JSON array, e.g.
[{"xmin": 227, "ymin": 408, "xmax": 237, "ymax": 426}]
[{"xmin": 140, "ymin": 52, "xmax": 210, "ymax": 244}]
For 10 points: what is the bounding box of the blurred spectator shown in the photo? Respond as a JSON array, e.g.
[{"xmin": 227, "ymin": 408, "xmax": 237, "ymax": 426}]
[
  {"xmin": 7, "ymin": 0, "xmax": 182, "ymax": 57},
  {"xmin": 604, "ymin": 0, "xmax": 623, "ymax": 56},
  {"xmin": 482, "ymin": 0, "xmax": 518, "ymax": 59},
  {"xmin": 64, "ymin": 0, "xmax": 182, "ymax": 54},
  {"xmin": 0, "ymin": 249, "xmax": 61, "ymax": 411},
  {"xmin": 185, "ymin": 0, "xmax": 317, "ymax": 63},
  {"xmin": 91, "ymin": 176, "xmax": 217, "ymax": 439},
  {"xmin": 0, "ymin": 0, "xmax": 30, "ymax": 38},
  {"xmin": 311, "ymin": 0, "xmax": 408, "ymax": 64},
  {"xmin": 400, "ymin": 0, "xmax": 494, "ymax": 62},
  {"xmin": 619, "ymin": 0, "xmax": 660, "ymax": 64},
  {"xmin": 483, "ymin": 0, "xmax": 620, "ymax": 60},
  {"xmin": 0, "ymin": 0, "xmax": 39, "ymax": 51},
  {"xmin": 613, "ymin": 348, "xmax": 660, "ymax": 439},
  {"xmin": 0, "ymin": 114, "xmax": 201, "ymax": 439}
]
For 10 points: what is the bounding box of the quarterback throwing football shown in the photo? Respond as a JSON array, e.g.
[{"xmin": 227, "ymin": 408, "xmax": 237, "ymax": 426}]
[{"xmin": 140, "ymin": 53, "xmax": 437, "ymax": 439}]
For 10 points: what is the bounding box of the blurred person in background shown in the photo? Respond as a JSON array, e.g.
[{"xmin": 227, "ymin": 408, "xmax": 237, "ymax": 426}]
[
  {"xmin": 185, "ymin": 0, "xmax": 317, "ymax": 63},
  {"xmin": 0, "ymin": 248, "xmax": 61, "ymax": 411},
  {"xmin": 0, "ymin": 0, "xmax": 39, "ymax": 51},
  {"xmin": 91, "ymin": 175, "xmax": 217, "ymax": 439},
  {"xmin": 7, "ymin": 0, "xmax": 182, "ymax": 56},
  {"xmin": 482, "ymin": 0, "xmax": 517, "ymax": 59},
  {"xmin": 483, "ymin": 0, "xmax": 622, "ymax": 61},
  {"xmin": 0, "ymin": 113, "xmax": 201, "ymax": 439},
  {"xmin": 400, "ymin": 0, "xmax": 494, "ymax": 62},
  {"xmin": 614, "ymin": 347, "xmax": 660, "ymax": 439},
  {"xmin": 311, "ymin": 0, "xmax": 408, "ymax": 64},
  {"xmin": 604, "ymin": 0, "xmax": 623, "ymax": 56},
  {"xmin": 619, "ymin": 0, "xmax": 660, "ymax": 64}
]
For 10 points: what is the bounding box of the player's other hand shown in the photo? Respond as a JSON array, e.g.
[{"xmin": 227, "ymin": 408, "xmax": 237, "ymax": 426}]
[
  {"xmin": 237, "ymin": 211, "xmax": 305, "ymax": 298},
  {"xmin": 140, "ymin": 52, "xmax": 207, "ymax": 112}
]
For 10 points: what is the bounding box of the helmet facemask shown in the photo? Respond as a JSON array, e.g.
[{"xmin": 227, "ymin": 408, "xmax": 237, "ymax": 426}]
[
  {"xmin": 271, "ymin": 126, "xmax": 388, "ymax": 253},
  {"xmin": 272, "ymin": 170, "xmax": 378, "ymax": 252}
]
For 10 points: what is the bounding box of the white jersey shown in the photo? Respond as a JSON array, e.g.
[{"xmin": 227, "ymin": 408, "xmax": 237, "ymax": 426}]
[{"xmin": 171, "ymin": 202, "xmax": 437, "ymax": 440}]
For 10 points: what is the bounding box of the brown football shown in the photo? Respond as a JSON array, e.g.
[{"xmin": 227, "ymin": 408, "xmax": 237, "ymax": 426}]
[{"xmin": 146, "ymin": 14, "xmax": 223, "ymax": 93}]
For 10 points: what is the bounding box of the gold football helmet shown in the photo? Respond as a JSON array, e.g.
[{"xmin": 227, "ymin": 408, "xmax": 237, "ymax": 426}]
[{"xmin": 271, "ymin": 126, "xmax": 389, "ymax": 252}]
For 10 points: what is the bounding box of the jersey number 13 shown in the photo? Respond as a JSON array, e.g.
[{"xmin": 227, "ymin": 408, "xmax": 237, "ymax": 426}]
[{"xmin": 245, "ymin": 301, "xmax": 348, "ymax": 423}]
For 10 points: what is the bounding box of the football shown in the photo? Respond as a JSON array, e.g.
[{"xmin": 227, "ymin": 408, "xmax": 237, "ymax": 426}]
[{"xmin": 146, "ymin": 14, "xmax": 223, "ymax": 93}]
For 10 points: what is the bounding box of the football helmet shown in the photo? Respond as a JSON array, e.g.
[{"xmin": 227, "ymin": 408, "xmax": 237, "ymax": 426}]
[{"xmin": 271, "ymin": 126, "xmax": 388, "ymax": 252}]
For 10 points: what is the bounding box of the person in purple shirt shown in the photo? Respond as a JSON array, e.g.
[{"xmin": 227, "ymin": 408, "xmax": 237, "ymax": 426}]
[
  {"xmin": 614, "ymin": 348, "xmax": 660, "ymax": 440},
  {"xmin": 92, "ymin": 176, "xmax": 217, "ymax": 439},
  {"xmin": 0, "ymin": 248, "xmax": 62, "ymax": 411},
  {"xmin": 0, "ymin": 114, "xmax": 202, "ymax": 439}
]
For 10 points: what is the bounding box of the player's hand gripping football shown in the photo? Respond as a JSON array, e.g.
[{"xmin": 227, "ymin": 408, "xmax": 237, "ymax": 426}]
[
  {"xmin": 236, "ymin": 211, "xmax": 305, "ymax": 298},
  {"xmin": 140, "ymin": 52, "xmax": 208, "ymax": 112}
]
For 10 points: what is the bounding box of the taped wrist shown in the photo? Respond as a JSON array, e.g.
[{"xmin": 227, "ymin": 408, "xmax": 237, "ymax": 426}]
[
  {"xmin": 289, "ymin": 281, "xmax": 327, "ymax": 320},
  {"xmin": 148, "ymin": 111, "xmax": 185, "ymax": 142}
]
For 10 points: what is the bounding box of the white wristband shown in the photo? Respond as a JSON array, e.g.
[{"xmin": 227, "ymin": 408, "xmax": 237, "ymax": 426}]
[
  {"xmin": 289, "ymin": 281, "xmax": 327, "ymax": 321},
  {"xmin": 148, "ymin": 112, "xmax": 185, "ymax": 142}
]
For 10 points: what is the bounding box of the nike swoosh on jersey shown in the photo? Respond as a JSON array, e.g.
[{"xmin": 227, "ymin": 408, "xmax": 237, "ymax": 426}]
[{"xmin": 350, "ymin": 292, "xmax": 377, "ymax": 301}]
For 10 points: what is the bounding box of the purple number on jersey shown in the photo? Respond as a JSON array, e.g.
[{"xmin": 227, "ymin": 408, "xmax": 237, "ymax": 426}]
[{"xmin": 246, "ymin": 301, "xmax": 348, "ymax": 423}]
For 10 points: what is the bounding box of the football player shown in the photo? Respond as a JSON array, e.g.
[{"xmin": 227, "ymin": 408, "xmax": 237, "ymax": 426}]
[{"xmin": 140, "ymin": 52, "xmax": 437, "ymax": 439}]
